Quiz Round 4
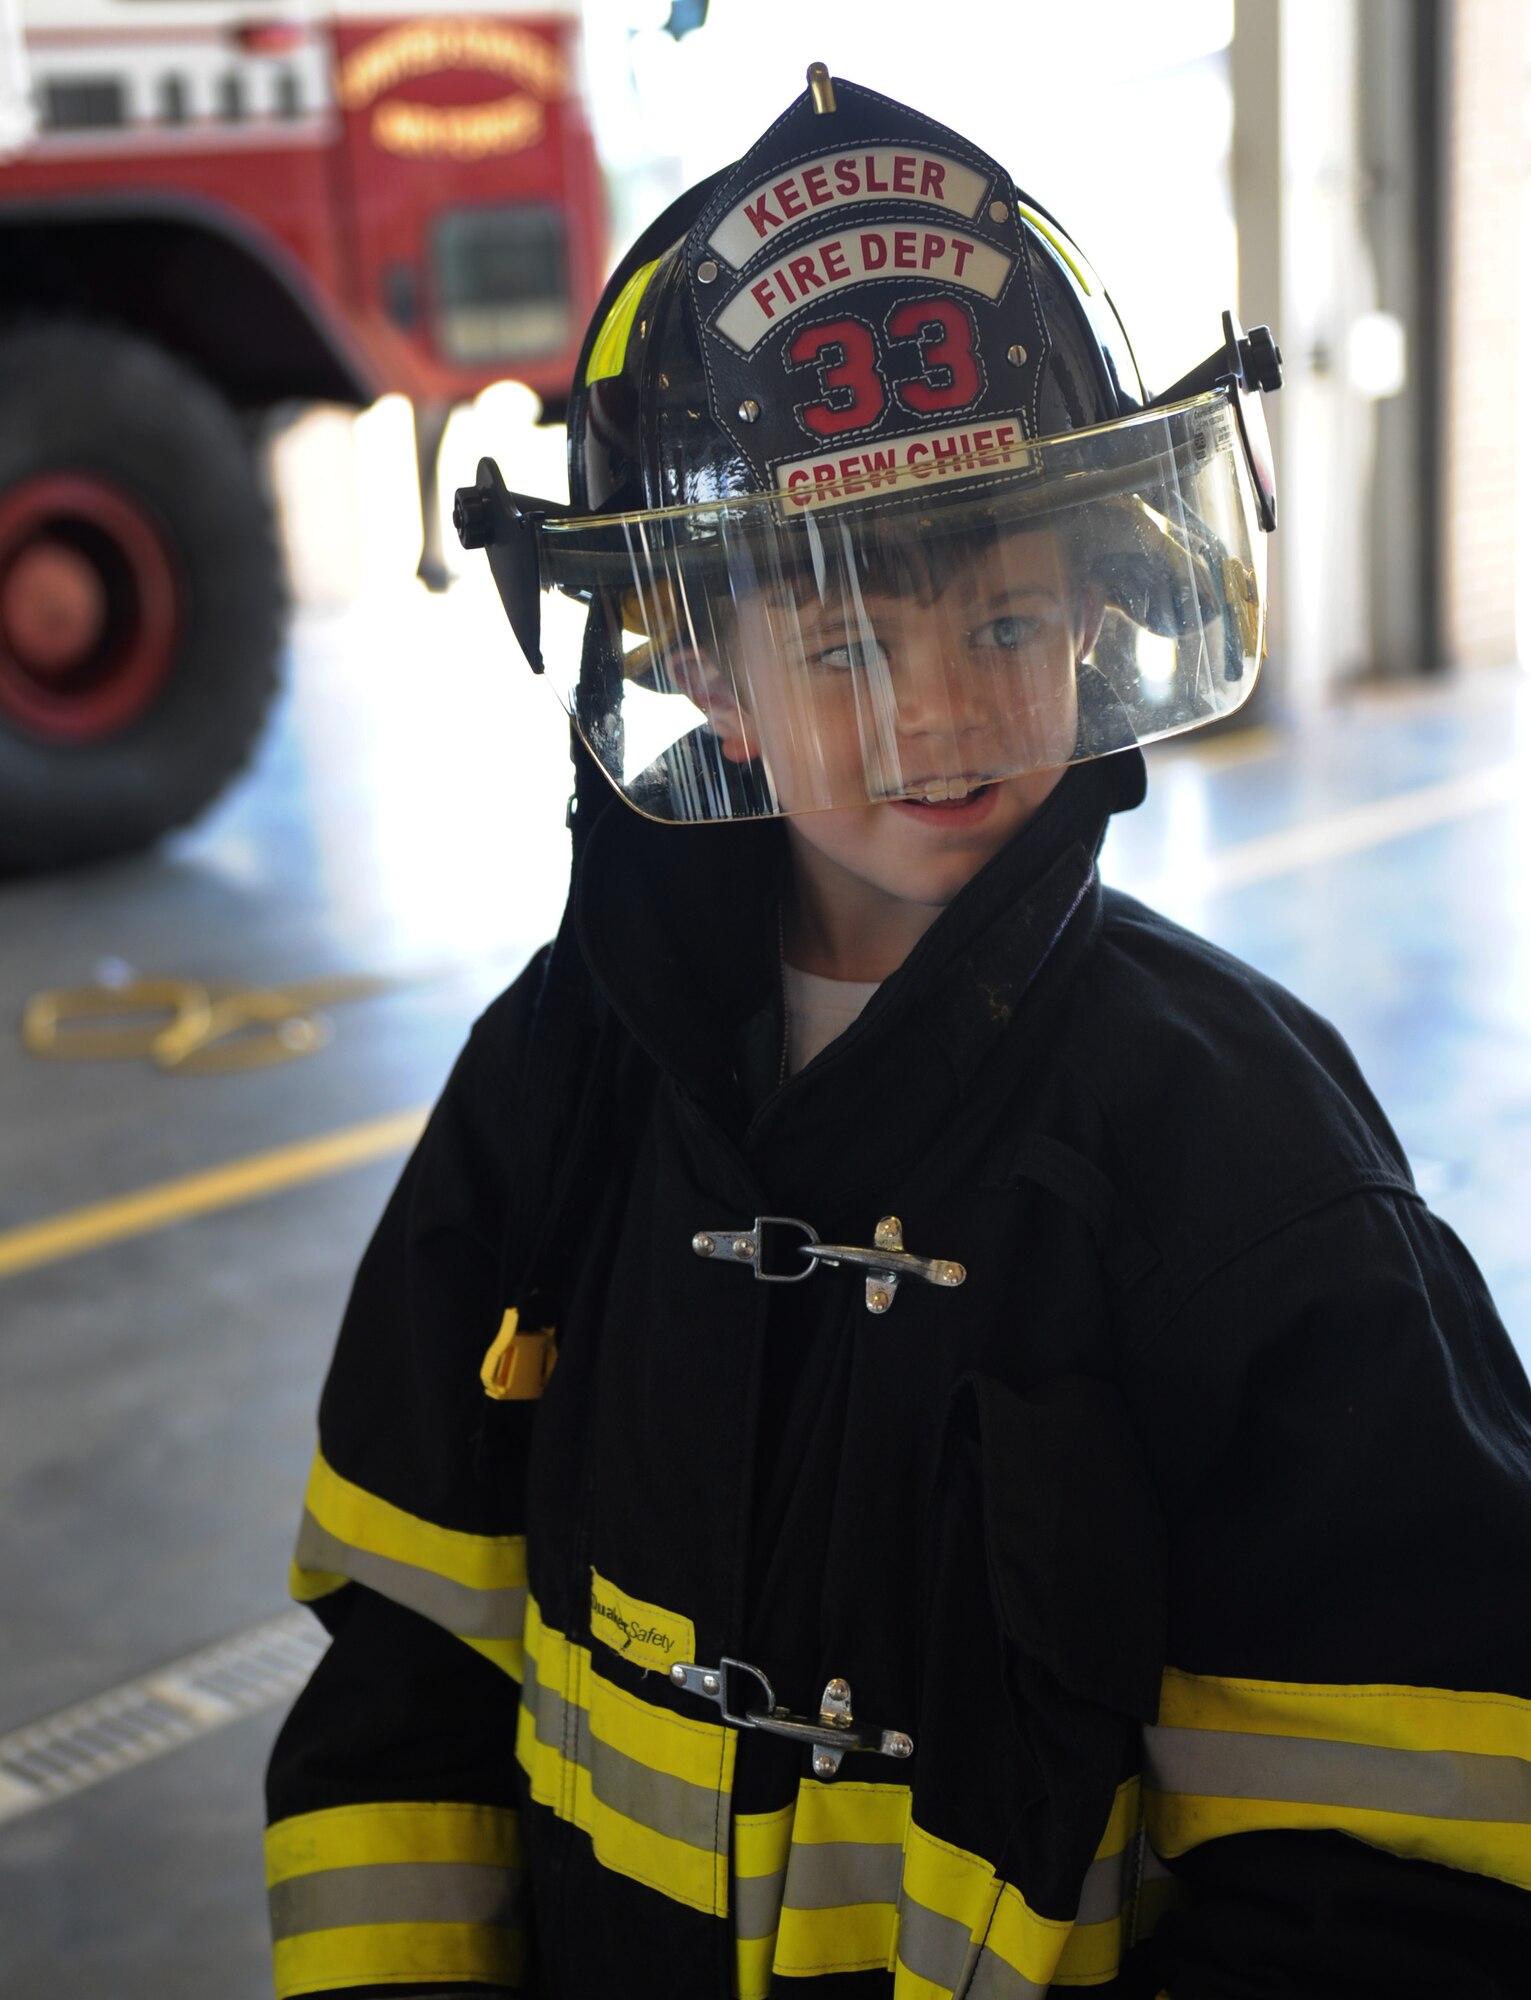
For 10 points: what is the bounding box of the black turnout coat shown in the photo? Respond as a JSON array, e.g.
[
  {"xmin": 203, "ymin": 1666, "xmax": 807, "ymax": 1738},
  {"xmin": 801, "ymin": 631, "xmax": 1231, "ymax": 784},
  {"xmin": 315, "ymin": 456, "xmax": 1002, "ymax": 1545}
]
[{"xmin": 267, "ymin": 753, "xmax": 1531, "ymax": 2000}]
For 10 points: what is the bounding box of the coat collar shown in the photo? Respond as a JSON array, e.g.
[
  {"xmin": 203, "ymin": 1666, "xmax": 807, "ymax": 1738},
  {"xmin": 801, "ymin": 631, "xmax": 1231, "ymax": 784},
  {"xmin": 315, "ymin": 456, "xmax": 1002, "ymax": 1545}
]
[{"xmin": 574, "ymin": 750, "xmax": 1145, "ymax": 1205}]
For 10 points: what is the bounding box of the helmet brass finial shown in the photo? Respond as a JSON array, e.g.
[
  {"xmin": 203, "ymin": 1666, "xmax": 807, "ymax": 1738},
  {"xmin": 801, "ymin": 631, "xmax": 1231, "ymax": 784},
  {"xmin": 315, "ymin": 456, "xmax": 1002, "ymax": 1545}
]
[{"xmin": 806, "ymin": 62, "xmax": 836, "ymax": 114}]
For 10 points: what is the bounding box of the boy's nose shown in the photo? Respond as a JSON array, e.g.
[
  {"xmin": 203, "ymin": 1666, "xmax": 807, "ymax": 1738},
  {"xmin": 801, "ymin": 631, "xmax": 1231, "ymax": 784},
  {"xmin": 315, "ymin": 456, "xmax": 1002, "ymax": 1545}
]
[{"xmin": 890, "ymin": 637, "xmax": 973, "ymax": 735}]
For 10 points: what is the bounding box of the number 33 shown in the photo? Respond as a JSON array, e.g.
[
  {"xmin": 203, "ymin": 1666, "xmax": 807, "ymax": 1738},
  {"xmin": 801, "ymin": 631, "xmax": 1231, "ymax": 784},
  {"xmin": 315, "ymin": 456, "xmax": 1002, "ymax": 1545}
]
[{"xmin": 786, "ymin": 298, "xmax": 985, "ymax": 439}]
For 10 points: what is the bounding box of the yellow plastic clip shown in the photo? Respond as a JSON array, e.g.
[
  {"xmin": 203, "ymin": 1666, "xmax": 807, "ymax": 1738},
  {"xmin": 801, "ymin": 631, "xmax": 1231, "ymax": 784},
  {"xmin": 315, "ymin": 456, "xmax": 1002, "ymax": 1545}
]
[{"xmin": 480, "ymin": 1308, "xmax": 558, "ymax": 1401}]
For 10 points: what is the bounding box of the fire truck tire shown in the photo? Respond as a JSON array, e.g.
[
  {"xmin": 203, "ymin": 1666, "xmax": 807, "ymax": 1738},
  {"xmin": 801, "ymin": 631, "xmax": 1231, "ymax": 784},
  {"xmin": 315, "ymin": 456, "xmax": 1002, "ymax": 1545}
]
[{"xmin": 0, "ymin": 320, "xmax": 284, "ymax": 872}]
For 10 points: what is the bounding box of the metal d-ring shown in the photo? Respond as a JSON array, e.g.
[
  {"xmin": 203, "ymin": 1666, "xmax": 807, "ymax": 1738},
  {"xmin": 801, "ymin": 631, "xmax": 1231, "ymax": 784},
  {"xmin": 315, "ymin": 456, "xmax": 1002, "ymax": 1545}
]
[{"xmin": 690, "ymin": 1215, "xmax": 821, "ymax": 1283}]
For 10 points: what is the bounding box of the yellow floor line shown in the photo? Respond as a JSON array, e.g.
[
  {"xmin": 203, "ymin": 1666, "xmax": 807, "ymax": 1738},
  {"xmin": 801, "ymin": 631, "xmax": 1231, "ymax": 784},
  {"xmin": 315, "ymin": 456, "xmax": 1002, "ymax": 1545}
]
[{"xmin": 0, "ymin": 1107, "xmax": 427, "ymax": 1282}]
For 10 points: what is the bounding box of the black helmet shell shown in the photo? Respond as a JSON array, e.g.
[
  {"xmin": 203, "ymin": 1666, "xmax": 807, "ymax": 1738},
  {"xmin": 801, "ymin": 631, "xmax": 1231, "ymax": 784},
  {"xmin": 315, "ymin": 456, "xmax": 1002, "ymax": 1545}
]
[{"xmin": 569, "ymin": 74, "xmax": 1144, "ymax": 517}]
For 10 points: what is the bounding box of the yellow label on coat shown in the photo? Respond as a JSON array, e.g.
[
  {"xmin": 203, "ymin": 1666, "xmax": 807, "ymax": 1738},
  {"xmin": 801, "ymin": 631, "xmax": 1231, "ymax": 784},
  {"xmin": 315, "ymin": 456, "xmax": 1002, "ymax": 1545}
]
[{"xmin": 589, "ymin": 1569, "xmax": 696, "ymax": 1672}]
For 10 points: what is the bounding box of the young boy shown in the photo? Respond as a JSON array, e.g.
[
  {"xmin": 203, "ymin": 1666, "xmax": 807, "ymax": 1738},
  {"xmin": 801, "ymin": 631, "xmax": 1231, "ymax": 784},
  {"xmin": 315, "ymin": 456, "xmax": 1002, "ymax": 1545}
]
[{"xmin": 266, "ymin": 70, "xmax": 1531, "ymax": 1999}]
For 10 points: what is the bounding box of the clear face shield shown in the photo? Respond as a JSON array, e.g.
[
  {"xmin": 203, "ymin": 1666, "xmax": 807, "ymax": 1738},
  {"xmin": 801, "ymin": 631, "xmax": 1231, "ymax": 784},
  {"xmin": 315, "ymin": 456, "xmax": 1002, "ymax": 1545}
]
[{"xmin": 459, "ymin": 368, "xmax": 1276, "ymax": 826}]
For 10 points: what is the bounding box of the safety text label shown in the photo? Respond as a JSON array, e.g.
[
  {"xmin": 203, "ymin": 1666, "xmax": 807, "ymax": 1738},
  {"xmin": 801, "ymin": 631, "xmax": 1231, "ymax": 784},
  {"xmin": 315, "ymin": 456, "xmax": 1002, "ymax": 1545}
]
[{"xmin": 589, "ymin": 1569, "xmax": 697, "ymax": 1673}]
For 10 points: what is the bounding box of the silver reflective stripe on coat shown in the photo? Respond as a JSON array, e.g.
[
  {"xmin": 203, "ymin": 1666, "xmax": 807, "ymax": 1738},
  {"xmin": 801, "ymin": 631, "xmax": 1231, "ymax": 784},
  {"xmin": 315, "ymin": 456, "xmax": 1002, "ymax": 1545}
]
[
  {"xmin": 782, "ymin": 1836, "xmax": 905, "ymax": 1912},
  {"xmin": 1074, "ymin": 1833, "xmax": 1140, "ymax": 1924},
  {"xmin": 521, "ymin": 1646, "xmax": 729, "ymax": 1854},
  {"xmin": 734, "ymin": 1863, "xmax": 789, "ymax": 1942},
  {"xmin": 963, "ymin": 1943, "xmax": 1053, "ymax": 2000},
  {"xmin": 268, "ymin": 1860, "xmax": 523, "ymax": 1941},
  {"xmin": 900, "ymin": 1889, "xmax": 1056, "ymax": 2000},
  {"xmin": 897, "ymin": 1891, "xmax": 986, "ymax": 1992},
  {"xmin": 294, "ymin": 1512, "xmax": 527, "ymax": 1640},
  {"xmin": 1146, "ymin": 1724, "xmax": 1531, "ymax": 1823}
]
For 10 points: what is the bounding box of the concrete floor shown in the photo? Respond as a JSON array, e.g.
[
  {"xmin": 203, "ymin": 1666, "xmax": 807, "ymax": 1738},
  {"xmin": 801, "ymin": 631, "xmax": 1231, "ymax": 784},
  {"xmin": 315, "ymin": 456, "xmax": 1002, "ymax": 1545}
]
[{"xmin": 0, "ymin": 568, "xmax": 1527, "ymax": 1996}]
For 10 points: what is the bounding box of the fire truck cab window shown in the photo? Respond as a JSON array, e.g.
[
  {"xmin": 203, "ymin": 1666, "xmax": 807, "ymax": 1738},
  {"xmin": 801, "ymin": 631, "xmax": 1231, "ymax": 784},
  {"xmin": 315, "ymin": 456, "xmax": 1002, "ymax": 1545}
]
[
  {"xmin": 275, "ymin": 69, "xmax": 302, "ymax": 119},
  {"xmin": 217, "ymin": 72, "xmax": 244, "ymax": 123},
  {"xmin": 42, "ymin": 78, "xmax": 125, "ymax": 130},
  {"xmin": 432, "ymin": 206, "xmax": 571, "ymax": 366},
  {"xmin": 157, "ymin": 74, "xmax": 188, "ymax": 125}
]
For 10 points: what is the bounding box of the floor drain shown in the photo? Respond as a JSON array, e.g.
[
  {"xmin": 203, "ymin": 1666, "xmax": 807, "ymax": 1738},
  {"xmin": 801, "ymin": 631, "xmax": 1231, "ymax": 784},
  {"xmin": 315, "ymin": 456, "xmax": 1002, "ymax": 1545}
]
[{"xmin": 0, "ymin": 1611, "xmax": 328, "ymax": 1823}]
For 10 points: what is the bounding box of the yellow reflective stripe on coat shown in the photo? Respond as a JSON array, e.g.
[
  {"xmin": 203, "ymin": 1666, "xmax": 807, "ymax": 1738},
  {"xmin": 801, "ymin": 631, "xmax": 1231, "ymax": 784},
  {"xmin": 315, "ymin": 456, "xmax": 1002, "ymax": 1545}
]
[
  {"xmin": 1146, "ymin": 1667, "xmax": 1531, "ymax": 1891},
  {"xmin": 265, "ymin": 1799, "xmax": 523, "ymax": 1999},
  {"xmin": 517, "ymin": 1595, "xmax": 736, "ymax": 1915},
  {"xmin": 289, "ymin": 1449, "xmax": 528, "ymax": 1681},
  {"xmin": 734, "ymin": 1800, "xmax": 795, "ymax": 1999},
  {"xmin": 1052, "ymin": 1776, "xmax": 1145, "ymax": 1987},
  {"xmin": 732, "ymin": 1775, "xmax": 1143, "ymax": 1996}
]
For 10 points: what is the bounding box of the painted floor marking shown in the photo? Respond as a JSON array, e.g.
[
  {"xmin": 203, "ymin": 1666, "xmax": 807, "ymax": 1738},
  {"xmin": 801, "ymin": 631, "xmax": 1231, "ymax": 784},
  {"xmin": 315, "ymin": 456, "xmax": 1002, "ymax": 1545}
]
[
  {"xmin": 0, "ymin": 1611, "xmax": 329, "ymax": 1825},
  {"xmin": 1132, "ymin": 760, "xmax": 1518, "ymax": 905},
  {"xmin": 0, "ymin": 1105, "xmax": 427, "ymax": 1281}
]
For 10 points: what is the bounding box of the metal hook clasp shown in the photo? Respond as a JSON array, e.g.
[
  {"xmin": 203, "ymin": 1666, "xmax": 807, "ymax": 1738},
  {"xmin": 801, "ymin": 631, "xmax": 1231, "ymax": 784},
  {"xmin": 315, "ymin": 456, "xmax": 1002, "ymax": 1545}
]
[{"xmin": 691, "ymin": 1214, "xmax": 964, "ymax": 1313}]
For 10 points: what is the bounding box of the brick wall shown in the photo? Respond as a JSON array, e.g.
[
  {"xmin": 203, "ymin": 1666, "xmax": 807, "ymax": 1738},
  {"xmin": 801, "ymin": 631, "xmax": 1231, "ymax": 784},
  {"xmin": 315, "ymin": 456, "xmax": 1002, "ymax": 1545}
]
[{"xmin": 1442, "ymin": 0, "xmax": 1530, "ymax": 666}]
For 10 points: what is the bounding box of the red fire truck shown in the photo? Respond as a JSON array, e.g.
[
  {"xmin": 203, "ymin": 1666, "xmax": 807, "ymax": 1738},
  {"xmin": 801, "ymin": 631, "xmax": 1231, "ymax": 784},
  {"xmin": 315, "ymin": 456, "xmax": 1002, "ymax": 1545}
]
[{"xmin": 0, "ymin": 0, "xmax": 607, "ymax": 870}]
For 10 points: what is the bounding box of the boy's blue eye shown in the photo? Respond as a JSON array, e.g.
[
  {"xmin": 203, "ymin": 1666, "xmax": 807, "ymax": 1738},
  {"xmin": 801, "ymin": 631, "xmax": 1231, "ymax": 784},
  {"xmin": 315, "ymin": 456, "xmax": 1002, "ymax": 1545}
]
[
  {"xmin": 970, "ymin": 614, "xmax": 1032, "ymax": 650},
  {"xmin": 816, "ymin": 637, "xmax": 889, "ymax": 672}
]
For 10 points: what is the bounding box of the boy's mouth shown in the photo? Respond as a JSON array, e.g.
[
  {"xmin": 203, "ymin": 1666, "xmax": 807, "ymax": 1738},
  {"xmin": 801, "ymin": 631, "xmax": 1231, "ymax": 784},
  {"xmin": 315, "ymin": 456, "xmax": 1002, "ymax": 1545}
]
[
  {"xmin": 904, "ymin": 776, "xmax": 991, "ymax": 803},
  {"xmin": 889, "ymin": 778, "xmax": 999, "ymax": 819}
]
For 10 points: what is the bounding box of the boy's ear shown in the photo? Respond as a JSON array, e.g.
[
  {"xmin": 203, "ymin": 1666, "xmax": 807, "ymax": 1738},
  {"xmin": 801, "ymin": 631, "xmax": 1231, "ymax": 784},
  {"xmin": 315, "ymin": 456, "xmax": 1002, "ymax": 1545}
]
[
  {"xmin": 1076, "ymin": 581, "xmax": 1107, "ymax": 661},
  {"xmin": 665, "ymin": 646, "xmax": 757, "ymax": 765}
]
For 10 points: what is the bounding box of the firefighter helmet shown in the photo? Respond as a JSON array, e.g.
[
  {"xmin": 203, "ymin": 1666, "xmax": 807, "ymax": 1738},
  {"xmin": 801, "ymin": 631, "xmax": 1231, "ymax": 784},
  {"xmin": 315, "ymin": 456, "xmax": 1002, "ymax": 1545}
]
[{"xmin": 456, "ymin": 66, "xmax": 1280, "ymax": 825}]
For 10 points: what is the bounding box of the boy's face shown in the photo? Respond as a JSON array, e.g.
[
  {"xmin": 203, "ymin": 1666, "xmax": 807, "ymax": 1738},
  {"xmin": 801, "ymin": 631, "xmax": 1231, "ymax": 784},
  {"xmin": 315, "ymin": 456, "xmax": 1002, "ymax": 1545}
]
[{"xmin": 706, "ymin": 524, "xmax": 1087, "ymax": 921}]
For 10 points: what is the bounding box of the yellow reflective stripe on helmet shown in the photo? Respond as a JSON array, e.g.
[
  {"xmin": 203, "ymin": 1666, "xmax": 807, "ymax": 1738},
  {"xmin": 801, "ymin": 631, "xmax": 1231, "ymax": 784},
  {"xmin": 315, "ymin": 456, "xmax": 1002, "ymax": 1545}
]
[
  {"xmin": 586, "ymin": 257, "xmax": 662, "ymax": 384},
  {"xmin": 1146, "ymin": 1667, "xmax": 1531, "ymax": 1891},
  {"xmin": 291, "ymin": 1450, "xmax": 528, "ymax": 1680},
  {"xmin": 265, "ymin": 1801, "xmax": 523, "ymax": 2000},
  {"xmin": 1013, "ymin": 199, "xmax": 1099, "ymax": 297},
  {"xmin": 518, "ymin": 1593, "xmax": 735, "ymax": 1915}
]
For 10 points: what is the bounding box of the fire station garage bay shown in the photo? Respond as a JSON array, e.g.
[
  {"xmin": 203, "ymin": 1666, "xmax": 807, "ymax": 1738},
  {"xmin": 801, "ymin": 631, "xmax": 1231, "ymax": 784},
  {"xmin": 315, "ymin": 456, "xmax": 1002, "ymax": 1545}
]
[{"xmin": 1, "ymin": 2, "xmax": 1529, "ymax": 1994}]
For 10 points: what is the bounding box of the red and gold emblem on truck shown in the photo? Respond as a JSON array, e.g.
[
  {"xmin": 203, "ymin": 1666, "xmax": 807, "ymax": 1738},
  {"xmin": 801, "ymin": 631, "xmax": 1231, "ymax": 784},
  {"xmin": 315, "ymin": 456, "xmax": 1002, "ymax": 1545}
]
[{"xmin": 338, "ymin": 16, "xmax": 567, "ymax": 161}]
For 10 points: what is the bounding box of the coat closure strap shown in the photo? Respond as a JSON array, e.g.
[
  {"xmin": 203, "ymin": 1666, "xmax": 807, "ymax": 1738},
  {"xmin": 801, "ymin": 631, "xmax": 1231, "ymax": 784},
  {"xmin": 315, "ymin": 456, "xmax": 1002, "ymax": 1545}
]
[
  {"xmin": 690, "ymin": 1213, "xmax": 965, "ymax": 1314},
  {"xmin": 668, "ymin": 1656, "xmax": 914, "ymax": 1778}
]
